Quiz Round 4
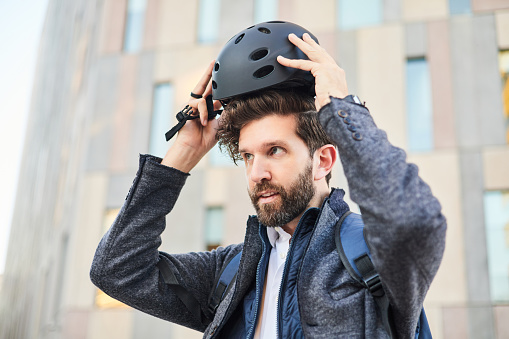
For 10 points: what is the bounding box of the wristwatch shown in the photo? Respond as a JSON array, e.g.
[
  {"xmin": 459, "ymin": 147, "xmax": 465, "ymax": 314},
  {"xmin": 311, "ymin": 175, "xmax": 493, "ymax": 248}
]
[{"xmin": 342, "ymin": 94, "xmax": 363, "ymax": 106}]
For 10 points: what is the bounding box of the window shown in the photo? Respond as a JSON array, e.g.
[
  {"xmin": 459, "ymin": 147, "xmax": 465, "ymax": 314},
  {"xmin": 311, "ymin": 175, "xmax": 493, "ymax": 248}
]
[
  {"xmin": 123, "ymin": 0, "xmax": 147, "ymax": 53},
  {"xmin": 500, "ymin": 50, "xmax": 509, "ymax": 143},
  {"xmin": 205, "ymin": 207, "xmax": 224, "ymax": 250},
  {"xmin": 150, "ymin": 83, "xmax": 174, "ymax": 158},
  {"xmin": 95, "ymin": 208, "xmax": 130, "ymax": 309},
  {"xmin": 484, "ymin": 190, "xmax": 509, "ymax": 303},
  {"xmin": 406, "ymin": 58, "xmax": 433, "ymax": 152},
  {"xmin": 254, "ymin": 0, "xmax": 279, "ymax": 23},
  {"xmin": 209, "ymin": 144, "xmax": 235, "ymax": 167},
  {"xmin": 198, "ymin": 0, "xmax": 221, "ymax": 43},
  {"xmin": 337, "ymin": 0, "xmax": 382, "ymax": 30},
  {"xmin": 449, "ymin": 0, "xmax": 471, "ymax": 15}
]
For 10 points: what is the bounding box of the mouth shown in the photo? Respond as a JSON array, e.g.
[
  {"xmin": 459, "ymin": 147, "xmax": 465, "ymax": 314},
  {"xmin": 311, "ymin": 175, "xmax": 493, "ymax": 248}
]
[{"xmin": 257, "ymin": 191, "xmax": 280, "ymax": 204}]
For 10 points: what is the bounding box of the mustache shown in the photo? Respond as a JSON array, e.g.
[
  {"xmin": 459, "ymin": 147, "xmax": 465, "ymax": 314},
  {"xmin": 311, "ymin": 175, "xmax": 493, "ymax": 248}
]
[{"xmin": 249, "ymin": 182, "xmax": 284, "ymax": 202}]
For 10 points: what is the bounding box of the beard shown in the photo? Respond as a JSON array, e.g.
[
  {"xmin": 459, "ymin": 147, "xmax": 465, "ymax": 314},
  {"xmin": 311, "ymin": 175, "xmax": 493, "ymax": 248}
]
[{"xmin": 248, "ymin": 163, "xmax": 316, "ymax": 228}]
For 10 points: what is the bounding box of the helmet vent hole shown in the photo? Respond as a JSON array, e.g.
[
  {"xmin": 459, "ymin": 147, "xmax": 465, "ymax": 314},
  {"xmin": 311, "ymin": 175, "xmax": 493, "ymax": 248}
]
[
  {"xmin": 212, "ymin": 81, "xmax": 217, "ymax": 89},
  {"xmin": 249, "ymin": 48, "xmax": 269, "ymax": 61},
  {"xmin": 235, "ymin": 34, "xmax": 245, "ymax": 44},
  {"xmin": 258, "ymin": 27, "xmax": 271, "ymax": 34},
  {"xmin": 214, "ymin": 62, "xmax": 220, "ymax": 71},
  {"xmin": 253, "ymin": 65, "xmax": 275, "ymax": 79}
]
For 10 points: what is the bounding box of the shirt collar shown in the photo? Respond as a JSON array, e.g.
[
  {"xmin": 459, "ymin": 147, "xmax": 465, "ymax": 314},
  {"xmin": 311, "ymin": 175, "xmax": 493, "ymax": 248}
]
[{"xmin": 266, "ymin": 226, "xmax": 292, "ymax": 248}]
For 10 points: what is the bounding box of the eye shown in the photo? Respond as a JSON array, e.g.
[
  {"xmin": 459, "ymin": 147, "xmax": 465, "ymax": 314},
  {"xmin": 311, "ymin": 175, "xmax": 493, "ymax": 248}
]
[
  {"xmin": 243, "ymin": 153, "xmax": 254, "ymax": 161},
  {"xmin": 270, "ymin": 146, "xmax": 284, "ymax": 156}
]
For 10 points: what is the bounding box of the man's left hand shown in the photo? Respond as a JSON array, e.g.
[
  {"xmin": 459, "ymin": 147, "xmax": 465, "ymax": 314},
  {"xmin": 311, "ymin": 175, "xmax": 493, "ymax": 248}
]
[{"xmin": 277, "ymin": 33, "xmax": 348, "ymax": 111}]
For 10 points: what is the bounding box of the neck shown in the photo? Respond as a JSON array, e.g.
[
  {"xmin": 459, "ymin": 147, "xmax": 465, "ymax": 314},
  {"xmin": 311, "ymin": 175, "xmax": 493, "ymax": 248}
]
[{"xmin": 281, "ymin": 187, "xmax": 330, "ymax": 236}]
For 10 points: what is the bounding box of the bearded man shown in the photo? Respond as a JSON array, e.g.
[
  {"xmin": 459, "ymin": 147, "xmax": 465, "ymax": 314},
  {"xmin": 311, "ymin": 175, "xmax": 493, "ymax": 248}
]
[{"xmin": 91, "ymin": 21, "xmax": 446, "ymax": 338}]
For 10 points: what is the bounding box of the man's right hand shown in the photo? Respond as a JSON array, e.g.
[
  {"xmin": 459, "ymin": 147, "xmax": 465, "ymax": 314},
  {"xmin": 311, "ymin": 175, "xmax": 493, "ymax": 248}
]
[{"xmin": 161, "ymin": 60, "xmax": 223, "ymax": 172}]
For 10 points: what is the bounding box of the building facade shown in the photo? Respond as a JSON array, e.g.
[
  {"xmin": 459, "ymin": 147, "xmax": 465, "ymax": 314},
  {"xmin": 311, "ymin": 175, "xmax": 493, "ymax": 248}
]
[{"xmin": 1, "ymin": 0, "xmax": 509, "ymax": 338}]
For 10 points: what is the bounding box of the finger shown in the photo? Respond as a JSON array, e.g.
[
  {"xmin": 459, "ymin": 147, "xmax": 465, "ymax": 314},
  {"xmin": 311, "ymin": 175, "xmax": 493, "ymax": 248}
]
[
  {"xmin": 302, "ymin": 33, "xmax": 320, "ymax": 48},
  {"xmin": 202, "ymin": 78, "xmax": 213, "ymax": 98},
  {"xmin": 288, "ymin": 33, "xmax": 318, "ymax": 54},
  {"xmin": 191, "ymin": 60, "xmax": 215, "ymax": 98},
  {"xmin": 198, "ymin": 98, "xmax": 209, "ymax": 126},
  {"xmin": 185, "ymin": 98, "xmax": 200, "ymax": 113},
  {"xmin": 288, "ymin": 33, "xmax": 331, "ymax": 63},
  {"xmin": 277, "ymin": 55, "xmax": 314, "ymax": 72}
]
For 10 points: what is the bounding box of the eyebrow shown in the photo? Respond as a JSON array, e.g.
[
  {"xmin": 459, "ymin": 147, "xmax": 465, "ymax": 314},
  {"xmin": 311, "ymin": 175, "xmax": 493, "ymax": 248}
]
[{"xmin": 239, "ymin": 140, "xmax": 291, "ymax": 154}]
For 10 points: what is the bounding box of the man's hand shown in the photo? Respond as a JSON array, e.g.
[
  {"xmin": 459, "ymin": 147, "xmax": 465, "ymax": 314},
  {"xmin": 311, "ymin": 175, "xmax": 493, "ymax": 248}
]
[
  {"xmin": 161, "ymin": 60, "xmax": 223, "ymax": 172},
  {"xmin": 277, "ymin": 33, "xmax": 348, "ymax": 111}
]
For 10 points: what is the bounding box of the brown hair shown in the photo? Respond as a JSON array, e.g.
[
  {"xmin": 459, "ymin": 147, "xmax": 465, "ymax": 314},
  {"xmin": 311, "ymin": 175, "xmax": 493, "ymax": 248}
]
[{"xmin": 216, "ymin": 89, "xmax": 335, "ymax": 183}]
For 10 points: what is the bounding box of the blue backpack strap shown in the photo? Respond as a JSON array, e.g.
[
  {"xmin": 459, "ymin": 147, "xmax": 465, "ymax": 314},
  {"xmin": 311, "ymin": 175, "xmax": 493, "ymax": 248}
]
[
  {"xmin": 335, "ymin": 212, "xmax": 432, "ymax": 339},
  {"xmin": 157, "ymin": 258, "xmax": 207, "ymax": 324},
  {"xmin": 207, "ymin": 250, "xmax": 242, "ymax": 316}
]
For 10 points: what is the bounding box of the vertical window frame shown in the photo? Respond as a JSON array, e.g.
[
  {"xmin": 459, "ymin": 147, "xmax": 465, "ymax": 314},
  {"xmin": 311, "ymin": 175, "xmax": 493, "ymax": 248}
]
[
  {"xmin": 484, "ymin": 190, "xmax": 509, "ymax": 303},
  {"xmin": 123, "ymin": 0, "xmax": 147, "ymax": 53},
  {"xmin": 149, "ymin": 82, "xmax": 174, "ymax": 158},
  {"xmin": 406, "ymin": 57, "xmax": 434, "ymax": 152},
  {"xmin": 204, "ymin": 206, "xmax": 224, "ymax": 251}
]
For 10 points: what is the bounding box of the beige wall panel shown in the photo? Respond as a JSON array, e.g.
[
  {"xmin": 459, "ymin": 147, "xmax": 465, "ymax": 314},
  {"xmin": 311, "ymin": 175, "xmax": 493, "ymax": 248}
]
[
  {"xmin": 357, "ymin": 25, "xmax": 407, "ymax": 149},
  {"xmin": 62, "ymin": 173, "xmax": 108, "ymax": 309},
  {"xmin": 224, "ymin": 167, "xmax": 255, "ymax": 245},
  {"xmin": 428, "ymin": 20, "xmax": 456, "ymax": 149},
  {"xmin": 153, "ymin": 46, "xmax": 218, "ymax": 84},
  {"xmin": 496, "ymin": 11, "xmax": 509, "ymax": 49},
  {"xmin": 494, "ymin": 306, "xmax": 509, "ymax": 338},
  {"xmin": 171, "ymin": 324, "xmax": 203, "ymax": 339},
  {"xmin": 483, "ymin": 146, "xmax": 509, "ymax": 189},
  {"xmin": 88, "ymin": 309, "xmax": 133, "ymax": 339},
  {"xmin": 99, "ymin": 0, "xmax": 126, "ymax": 54},
  {"xmin": 316, "ymin": 31, "xmax": 338, "ymax": 60},
  {"xmin": 402, "ymin": 0, "xmax": 448, "ymax": 22},
  {"xmin": 143, "ymin": 0, "xmax": 161, "ymax": 49},
  {"xmin": 422, "ymin": 306, "xmax": 444, "ymax": 339},
  {"xmin": 204, "ymin": 168, "xmax": 228, "ymax": 206},
  {"xmin": 110, "ymin": 55, "xmax": 138, "ymax": 172},
  {"xmin": 408, "ymin": 151, "xmax": 467, "ymax": 304},
  {"xmin": 472, "ymin": 0, "xmax": 509, "ymax": 12},
  {"xmin": 442, "ymin": 307, "xmax": 469, "ymax": 339},
  {"xmin": 62, "ymin": 310, "xmax": 90, "ymax": 339},
  {"xmin": 288, "ymin": 0, "xmax": 336, "ymax": 34},
  {"xmin": 156, "ymin": 0, "xmax": 198, "ymax": 48},
  {"xmin": 279, "ymin": 0, "xmax": 297, "ymax": 22}
]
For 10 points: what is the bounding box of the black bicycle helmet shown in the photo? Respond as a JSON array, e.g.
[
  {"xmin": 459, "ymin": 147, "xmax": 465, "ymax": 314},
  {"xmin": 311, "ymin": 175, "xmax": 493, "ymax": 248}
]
[{"xmin": 212, "ymin": 21, "xmax": 319, "ymax": 102}]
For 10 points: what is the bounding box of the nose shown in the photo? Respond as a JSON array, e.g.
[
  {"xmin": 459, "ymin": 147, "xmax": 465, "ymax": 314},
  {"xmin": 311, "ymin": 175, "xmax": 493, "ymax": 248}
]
[{"xmin": 249, "ymin": 157, "xmax": 271, "ymax": 184}]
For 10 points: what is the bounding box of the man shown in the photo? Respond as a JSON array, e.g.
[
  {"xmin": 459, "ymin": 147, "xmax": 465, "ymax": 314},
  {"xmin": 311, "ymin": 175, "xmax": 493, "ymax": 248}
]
[{"xmin": 90, "ymin": 22, "xmax": 446, "ymax": 338}]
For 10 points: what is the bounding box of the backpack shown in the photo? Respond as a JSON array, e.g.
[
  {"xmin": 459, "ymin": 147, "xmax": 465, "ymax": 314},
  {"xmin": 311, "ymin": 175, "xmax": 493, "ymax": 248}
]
[{"xmin": 206, "ymin": 211, "xmax": 432, "ymax": 338}]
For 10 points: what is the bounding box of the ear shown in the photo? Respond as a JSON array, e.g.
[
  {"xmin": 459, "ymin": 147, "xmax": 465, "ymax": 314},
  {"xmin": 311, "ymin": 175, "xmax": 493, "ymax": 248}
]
[{"xmin": 313, "ymin": 144, "xmax": 337, "ymax": 181}]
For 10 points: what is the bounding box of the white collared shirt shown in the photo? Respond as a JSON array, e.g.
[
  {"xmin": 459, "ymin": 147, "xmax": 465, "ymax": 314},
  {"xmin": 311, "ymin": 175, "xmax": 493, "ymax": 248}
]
[{"xmin": 254, "ymin": 226, "xmax": 291, "ymax": 339}]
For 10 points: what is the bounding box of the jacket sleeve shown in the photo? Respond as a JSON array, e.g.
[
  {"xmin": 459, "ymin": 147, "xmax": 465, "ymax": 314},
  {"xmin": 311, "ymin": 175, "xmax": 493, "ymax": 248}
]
[
  {"xmin": 89, "ymin": 154, "xmax": 241, "ymax": 332},
  {"xmin": 317, "ymin": 97, "xmax": 447, "ymax": 334}
]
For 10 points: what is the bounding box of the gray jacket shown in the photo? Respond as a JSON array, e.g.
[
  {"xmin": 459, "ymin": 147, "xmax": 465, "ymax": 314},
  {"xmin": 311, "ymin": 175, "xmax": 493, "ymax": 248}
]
[{"xmin": 90, "ymin": 97, "xmax": 446, "ymax": 338}]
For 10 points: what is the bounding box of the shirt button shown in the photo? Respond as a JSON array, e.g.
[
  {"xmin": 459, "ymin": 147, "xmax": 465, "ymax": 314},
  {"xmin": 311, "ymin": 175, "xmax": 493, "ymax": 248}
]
[
  {"xmin": 280, "ymin": 252, "xmax": 286, "ymax": 259},
  {"xmin": 352, "ymin": 132, "xmax": 363, "ymax": 141},
  {"xmin": 343, "ymin": 117, "xmax": 352, "ymax": 125}
]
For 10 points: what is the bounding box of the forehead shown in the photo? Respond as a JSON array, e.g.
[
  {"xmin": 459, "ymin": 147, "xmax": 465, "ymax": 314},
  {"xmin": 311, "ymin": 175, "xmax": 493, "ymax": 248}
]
[{"xmin": 238, "ymin": 114, "xmax": 303, "ymax": 150}]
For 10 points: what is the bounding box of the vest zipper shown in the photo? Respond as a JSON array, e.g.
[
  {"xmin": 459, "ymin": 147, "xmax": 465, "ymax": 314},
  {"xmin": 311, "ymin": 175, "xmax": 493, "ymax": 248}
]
[
  {"xmin": 246, "ymin": 226, "xmax": 269, "ymax": 339},
  {"xmin": 275, "ymin": 207, "xmax": 321, "ymax": 338}
]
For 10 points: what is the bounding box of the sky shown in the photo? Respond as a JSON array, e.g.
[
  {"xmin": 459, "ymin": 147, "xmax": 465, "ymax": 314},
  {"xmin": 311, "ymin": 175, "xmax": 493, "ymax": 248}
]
[{"xmin": 0, "ymin": 0, "xmax": 49, "ymax": 274}]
